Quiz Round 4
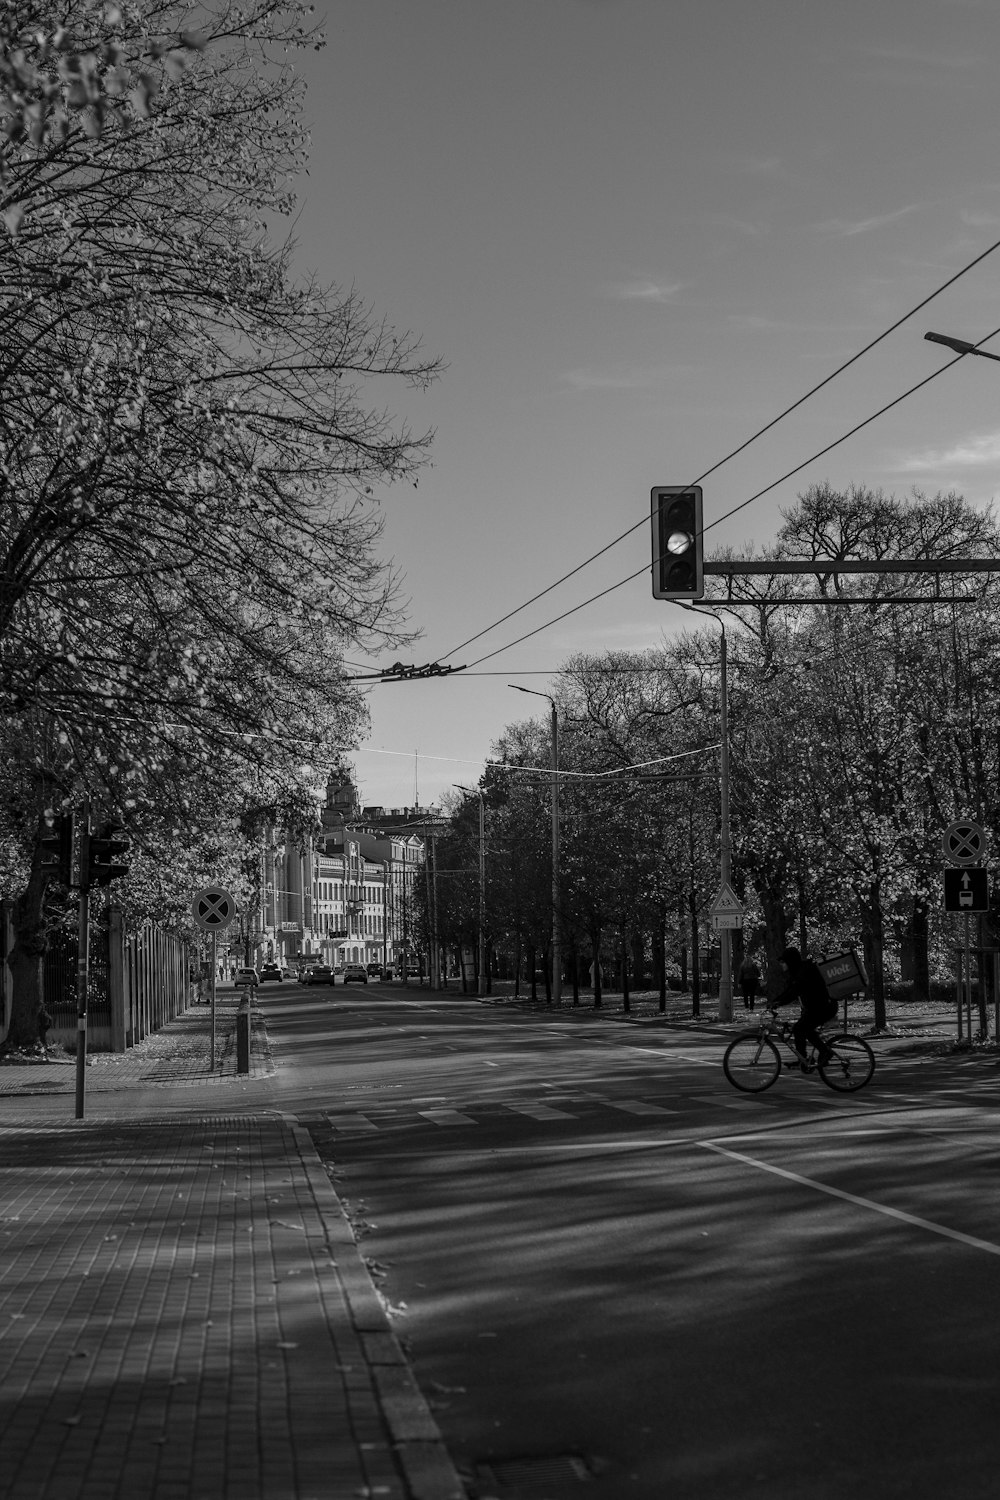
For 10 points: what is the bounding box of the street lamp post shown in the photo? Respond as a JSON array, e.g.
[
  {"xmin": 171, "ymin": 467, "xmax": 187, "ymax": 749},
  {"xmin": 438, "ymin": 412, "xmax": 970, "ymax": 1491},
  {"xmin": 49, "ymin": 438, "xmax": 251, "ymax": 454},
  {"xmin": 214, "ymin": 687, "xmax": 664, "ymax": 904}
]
[
  {"xmin": 510, "ymin": 685, "xmax": 562, "ymax": 1005},
  {"xmin": 455, "ymin": 785, "xmax": 487, "ymax": 996}
]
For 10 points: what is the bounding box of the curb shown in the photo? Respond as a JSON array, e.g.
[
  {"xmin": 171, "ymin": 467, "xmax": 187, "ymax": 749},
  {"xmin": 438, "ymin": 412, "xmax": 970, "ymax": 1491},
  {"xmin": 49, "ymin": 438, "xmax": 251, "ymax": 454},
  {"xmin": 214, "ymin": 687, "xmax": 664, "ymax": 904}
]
[{"xmin": 287, "ymin": 1121, "xmax": 466, "ymax": 1500}]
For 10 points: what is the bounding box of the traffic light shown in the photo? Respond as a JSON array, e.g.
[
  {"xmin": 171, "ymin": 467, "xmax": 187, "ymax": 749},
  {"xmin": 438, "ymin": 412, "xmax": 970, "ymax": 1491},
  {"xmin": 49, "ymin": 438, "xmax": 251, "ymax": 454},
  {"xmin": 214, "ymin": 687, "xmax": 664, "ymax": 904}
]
[
  {"xmin": 651, "ymin": 486, "xmax": 704, "ymax": 600},
  {"xmin": 40, "ymin": 812, "xmax": 76, "ymax": 885},
  {"xmin": 86, "ymin": 821, "xmax": 130, "ymax": 888}
]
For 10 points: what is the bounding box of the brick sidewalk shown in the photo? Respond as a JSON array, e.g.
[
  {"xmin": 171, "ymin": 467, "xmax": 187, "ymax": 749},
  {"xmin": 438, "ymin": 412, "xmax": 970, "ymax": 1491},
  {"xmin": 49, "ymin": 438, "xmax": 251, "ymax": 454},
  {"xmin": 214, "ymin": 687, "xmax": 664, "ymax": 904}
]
[
  {"xmin": 0, "ymin": 993, "xmax": 273, "ymax": 1096},
  {"xmin": 0, "ymin": 1005, "xmax": 465, "ymax": 1500}
]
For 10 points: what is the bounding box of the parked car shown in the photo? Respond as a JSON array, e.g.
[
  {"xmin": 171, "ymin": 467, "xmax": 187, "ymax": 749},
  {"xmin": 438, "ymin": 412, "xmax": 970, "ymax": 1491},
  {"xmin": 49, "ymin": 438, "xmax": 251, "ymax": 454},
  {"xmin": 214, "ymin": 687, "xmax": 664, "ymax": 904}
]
[
  {"xmin": 342, "ymin": 963, "xmax": 368, "ymax": 985},
  {"xmin": 366, "ymin": 962, "xmax": 383, "ymax": 978},
  {"xmin": 259, "ymin": 964, "xmax": 282, "ymax": 982},
  {"xmin": 301, "ymin": 965, "xmax": 336, "ymax": 985},
  {"xmin": 234, "ymin": 967, "xmax": 259, "ymax": 988}
]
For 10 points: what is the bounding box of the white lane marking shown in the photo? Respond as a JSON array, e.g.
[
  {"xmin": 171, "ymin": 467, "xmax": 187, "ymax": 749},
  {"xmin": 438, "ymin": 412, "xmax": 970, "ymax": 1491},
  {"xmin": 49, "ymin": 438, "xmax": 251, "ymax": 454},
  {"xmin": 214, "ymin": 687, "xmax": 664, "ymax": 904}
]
[
  {"xmin": 690, "ymin": 1095, "xmax": 772, "ymax": 1110},
  {"xmin": 419, "ymin": 1109, "xmax": 476, "ymax": 1125},
  {"xmin": 629, "ymin": 1046, "xmax": 716, "ymax": 1067},
  {"xmin": 506, "ymin": 1103, "xmax": 577, "ymax": 1121},
  {"xmin": 701, "ymin": 1141, "xmax": 1000, "ymax": 1257},
  {"xmin": 609, "ymin": 1100, "xmax": 679, "ymax": 1116}
]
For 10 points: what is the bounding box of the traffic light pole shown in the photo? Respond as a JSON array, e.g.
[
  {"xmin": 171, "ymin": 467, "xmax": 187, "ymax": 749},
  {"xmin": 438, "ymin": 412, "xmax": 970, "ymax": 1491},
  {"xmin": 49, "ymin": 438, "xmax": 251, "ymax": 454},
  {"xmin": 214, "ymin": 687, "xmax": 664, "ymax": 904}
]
[
  {"xmin": 679, "ymin": 607, "xmax": 734, "ymax": 1021},
  {"xmin": 718, "ymin": 628, "xmax": 733, "ymax": 1021}
]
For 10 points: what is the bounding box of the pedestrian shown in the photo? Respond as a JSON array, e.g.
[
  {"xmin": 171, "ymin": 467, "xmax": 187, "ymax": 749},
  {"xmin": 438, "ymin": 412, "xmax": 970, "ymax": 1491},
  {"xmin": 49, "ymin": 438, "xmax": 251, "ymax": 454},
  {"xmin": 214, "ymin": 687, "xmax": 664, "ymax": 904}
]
[
  {"xmin": 738, "ymin": 954, "xmax": 760, "ymax": 1010},
  {"xmin": 770, "ymin": 946, "xmax": 838, "ymax": 1069}
]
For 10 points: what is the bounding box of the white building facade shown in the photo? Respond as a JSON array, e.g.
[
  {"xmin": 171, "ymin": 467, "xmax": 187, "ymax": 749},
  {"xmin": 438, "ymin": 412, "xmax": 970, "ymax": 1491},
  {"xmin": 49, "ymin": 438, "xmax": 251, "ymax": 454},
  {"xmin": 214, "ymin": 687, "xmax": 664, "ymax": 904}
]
[{"xmin": 238, "ymin": 773, "xmax": 432, "ymax": 972}]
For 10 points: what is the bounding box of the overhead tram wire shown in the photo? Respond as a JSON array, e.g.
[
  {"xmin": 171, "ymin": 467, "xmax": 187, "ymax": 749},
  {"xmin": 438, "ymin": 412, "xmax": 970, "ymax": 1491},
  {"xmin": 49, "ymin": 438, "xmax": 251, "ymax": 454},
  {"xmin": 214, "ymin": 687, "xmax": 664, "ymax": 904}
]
[
  {"xmin": 461, "ymin": 335, "xmax": 996, "ymax": 670},
  {"xmin": 436, "ymin": 234, "xmax": 1000, "ymax": 667}
]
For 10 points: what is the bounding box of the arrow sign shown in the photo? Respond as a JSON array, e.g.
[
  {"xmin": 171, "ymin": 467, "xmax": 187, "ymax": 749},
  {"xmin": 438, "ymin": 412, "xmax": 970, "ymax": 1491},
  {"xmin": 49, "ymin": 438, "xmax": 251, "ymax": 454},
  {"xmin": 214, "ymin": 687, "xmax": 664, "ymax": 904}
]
[
  {"xmin": 192, "ymin": 888, "xmax": 237, "ymax": 930},
  {"xmin": 943, "ymin": 867, "xmax": 989, "ymax": 913}
]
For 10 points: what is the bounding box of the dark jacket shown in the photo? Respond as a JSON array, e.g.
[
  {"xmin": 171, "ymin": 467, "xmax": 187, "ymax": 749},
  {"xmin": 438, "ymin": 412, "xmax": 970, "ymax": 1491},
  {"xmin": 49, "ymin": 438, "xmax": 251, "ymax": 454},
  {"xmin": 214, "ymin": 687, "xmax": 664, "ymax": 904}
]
[{"xmin": 773, "ymin": 957, "xmax": 835, "ymax": 1016}]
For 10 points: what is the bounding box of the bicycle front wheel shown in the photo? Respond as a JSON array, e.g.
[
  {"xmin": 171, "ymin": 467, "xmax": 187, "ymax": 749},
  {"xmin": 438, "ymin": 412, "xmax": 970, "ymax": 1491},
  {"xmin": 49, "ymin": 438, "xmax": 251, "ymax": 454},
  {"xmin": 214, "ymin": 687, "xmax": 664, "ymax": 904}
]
[
  {"xmin": 818, "ymin": 1033, "xmax": 876, "ymax": 1092},
  {"xmin": 723, "ymin": 1033, "xmax": 781, "ymax": 1093}
]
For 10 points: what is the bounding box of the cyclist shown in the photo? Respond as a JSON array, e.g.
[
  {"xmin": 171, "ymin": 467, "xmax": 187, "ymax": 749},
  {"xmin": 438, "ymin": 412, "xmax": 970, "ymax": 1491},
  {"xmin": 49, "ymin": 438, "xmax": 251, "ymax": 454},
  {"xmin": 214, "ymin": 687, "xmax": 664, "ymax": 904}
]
[{"xmin": 770, "ymin": 946, "xmax": 838, "ymax": 1070}]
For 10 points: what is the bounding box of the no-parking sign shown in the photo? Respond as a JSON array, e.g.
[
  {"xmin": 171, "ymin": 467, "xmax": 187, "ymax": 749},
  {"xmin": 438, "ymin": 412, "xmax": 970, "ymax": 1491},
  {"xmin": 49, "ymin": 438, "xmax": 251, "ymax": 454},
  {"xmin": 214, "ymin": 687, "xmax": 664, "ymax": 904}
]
[{"xmin": 192, "ymin": 888, "xmax": 237, "ymax": 930}]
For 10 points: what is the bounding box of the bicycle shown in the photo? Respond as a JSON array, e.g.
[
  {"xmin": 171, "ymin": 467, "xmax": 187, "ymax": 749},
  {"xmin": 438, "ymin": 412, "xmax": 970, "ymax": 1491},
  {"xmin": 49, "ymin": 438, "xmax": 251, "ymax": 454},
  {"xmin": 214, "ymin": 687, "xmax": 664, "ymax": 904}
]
[{"xmin": 723, "ymin": 1009, "xmax": 876, "ymax": 1094}]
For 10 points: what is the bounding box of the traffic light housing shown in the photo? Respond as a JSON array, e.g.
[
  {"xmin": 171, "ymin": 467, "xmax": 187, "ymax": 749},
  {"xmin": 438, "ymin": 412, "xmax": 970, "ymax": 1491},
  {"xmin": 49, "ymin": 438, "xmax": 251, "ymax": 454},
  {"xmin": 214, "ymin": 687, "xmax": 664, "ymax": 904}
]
[
  {"xmin": 651, "ymin": 486, "xmax": 704, "ymax": 600},
  {"xmin": 40, "ymin": 812, "xmax": 76, "ymax": 886},
  {"xmin": 86, "ymin": 821, "xmax": 130, "ymax": 889}
]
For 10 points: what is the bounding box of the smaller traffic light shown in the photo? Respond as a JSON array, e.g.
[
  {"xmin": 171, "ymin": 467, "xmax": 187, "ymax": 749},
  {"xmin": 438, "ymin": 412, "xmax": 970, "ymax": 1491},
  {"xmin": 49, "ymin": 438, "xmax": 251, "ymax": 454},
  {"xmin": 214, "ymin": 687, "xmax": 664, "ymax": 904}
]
[
  {"xmin": 651, "ymin": 486, "xmax": 704, "ymax": 600},
  {"xmin": 40, "ymin": 812, "xmax": 76, "ymax": 886},
  {"xmin": 86, "ymin": 821, "xmax": 130, "ymax": 889}
]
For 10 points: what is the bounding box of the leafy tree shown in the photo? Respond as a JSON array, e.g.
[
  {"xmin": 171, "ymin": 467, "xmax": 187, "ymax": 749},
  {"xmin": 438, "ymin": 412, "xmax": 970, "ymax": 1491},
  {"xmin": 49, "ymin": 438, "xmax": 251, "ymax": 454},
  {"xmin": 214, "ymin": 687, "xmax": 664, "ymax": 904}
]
[{"xmin": 0, "ymin": 0, "xmax": 441, "ymax": 1046}]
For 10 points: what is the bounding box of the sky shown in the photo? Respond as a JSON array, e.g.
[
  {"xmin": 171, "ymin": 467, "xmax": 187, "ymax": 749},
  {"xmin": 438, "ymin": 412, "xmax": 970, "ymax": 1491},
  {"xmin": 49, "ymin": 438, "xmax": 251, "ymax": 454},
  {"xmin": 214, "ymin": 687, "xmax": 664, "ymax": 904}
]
[{"xmin": 287, "ymin": 0, "xmax": 1000, "ymax": 811}]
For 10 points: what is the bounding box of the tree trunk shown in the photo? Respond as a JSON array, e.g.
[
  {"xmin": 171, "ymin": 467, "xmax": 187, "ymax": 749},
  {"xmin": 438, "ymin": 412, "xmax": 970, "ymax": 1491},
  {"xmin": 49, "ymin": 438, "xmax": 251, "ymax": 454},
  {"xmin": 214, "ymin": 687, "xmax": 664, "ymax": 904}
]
[
  {"xmin": 910, "ymin": 895, "xmax": 930, "ymax": 1004},
  {"xmin": 621, "ymin": 932, "xmax": 630, "ymax": 1014},
  {"xmin": 689, "ymin": 896, "xmax": 700, "ymax": 1018},
  {"xmin": 655, "ymin": 921, "xmax": 667, "ymax": 1013},
  {"xmin": 860, "ymin": 882, "xmax": 887, "ymax": 1031},
  {"xmin": 590, "ymin": 923, "xmax": 602, "ymax": 1008},
  {"xmin": 513, "ymin": 942, "xmax": 521, "ymax": 998},
  {"xmin": 528, "ymin": 945, "xmax": 537, "ymax": 1002},
  {"xmin": 7, "ymin": 857, "xmax": 51, "ymax": 1052},
  {"xmin": 631, "ymin": 930, "xmax": 644, "ymax": 990},
  {"xmin": 570, "ymin": 939, "xmax": 580, "ymax": 1005},
  {"xmin": 758, "ymin": 885, "xmax": 789, "ymax": 1000},
  {"xmin": 797, "ymin": 872, "xmax": 808, "ymax": 955},
  {"xmin": 543, "ymin": 939, "xmax": 552, "ymax": 1004}
]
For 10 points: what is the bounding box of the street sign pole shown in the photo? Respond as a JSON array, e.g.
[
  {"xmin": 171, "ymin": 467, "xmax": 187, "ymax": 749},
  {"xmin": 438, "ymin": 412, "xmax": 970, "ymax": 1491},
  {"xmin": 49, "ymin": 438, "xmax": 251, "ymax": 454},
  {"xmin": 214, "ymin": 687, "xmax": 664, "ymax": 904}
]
[
  {"xmin": 75, "ymin": 802, "xmax": 91, "ymax": 1121},
  {"xmin": 211, "ymin": 929, "xmax": 217, "ymax": 1069},
  {"xmin": 963, "ymin": 912, "xmax": 972, "ymax": 1040},
  {"xmin": 192, "ymin": 888, "xmax": 236, "ymax": 1070}
]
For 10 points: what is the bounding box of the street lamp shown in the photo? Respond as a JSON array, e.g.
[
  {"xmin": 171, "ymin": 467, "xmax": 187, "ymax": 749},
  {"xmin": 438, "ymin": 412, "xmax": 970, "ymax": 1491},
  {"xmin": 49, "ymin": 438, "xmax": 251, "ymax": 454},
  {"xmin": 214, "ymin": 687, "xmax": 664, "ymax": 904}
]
[
  {"xmin": 924, "ymin": 331, "xmax": 1000, "ymax": 363},
  {"xmin": 454, "ymin": 785, "xmax": 486, "ymax": 997},
  {"xmin": 509, "ymin": 685, "xmax": 562, "ymax": 1005}
]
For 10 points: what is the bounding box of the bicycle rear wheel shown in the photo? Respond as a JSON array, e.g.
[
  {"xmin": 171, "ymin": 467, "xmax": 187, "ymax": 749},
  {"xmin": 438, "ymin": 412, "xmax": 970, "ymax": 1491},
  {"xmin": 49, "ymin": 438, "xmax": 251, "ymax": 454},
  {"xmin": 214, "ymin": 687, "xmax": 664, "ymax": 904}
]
[
  {"xmin": 723, "ymin": 1034, "xmax": 781, "ymax": 1092},
  {"xmin": 817, "ymin": 1033, "xmax": 875, "ymax": 1092}
]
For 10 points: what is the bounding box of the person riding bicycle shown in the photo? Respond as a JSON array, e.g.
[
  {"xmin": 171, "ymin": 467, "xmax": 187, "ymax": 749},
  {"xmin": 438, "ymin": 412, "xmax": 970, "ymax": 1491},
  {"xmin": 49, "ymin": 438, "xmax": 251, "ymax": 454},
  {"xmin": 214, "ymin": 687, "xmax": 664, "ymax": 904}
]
[{"xmin": 769, "ymin": 947, "xmax": 838, "ymax": 1070}]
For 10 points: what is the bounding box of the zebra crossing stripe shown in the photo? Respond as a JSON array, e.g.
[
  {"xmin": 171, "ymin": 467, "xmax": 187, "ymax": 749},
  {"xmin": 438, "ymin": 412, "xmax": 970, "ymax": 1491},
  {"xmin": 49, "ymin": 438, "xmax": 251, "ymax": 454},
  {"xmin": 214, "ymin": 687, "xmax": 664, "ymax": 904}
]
[
  {"xmin": 610, "ymin": 1100, "xmax": 679, "ymax": 1116},
  {"xmin": 419, "ymin": 1108, "xmax": 477, "ymax": 1125},
  {"xmin": 506, "ymin": 1103, "xmax": 576, "ymax": 1120}
]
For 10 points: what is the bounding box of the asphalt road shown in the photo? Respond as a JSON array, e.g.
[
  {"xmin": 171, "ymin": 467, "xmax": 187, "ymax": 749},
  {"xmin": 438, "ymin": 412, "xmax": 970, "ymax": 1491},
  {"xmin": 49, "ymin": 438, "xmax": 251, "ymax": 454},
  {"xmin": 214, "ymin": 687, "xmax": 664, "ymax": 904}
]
[{"xmin": 255, "ymin": 982, "xmax": 1000, "ymax": 1499}]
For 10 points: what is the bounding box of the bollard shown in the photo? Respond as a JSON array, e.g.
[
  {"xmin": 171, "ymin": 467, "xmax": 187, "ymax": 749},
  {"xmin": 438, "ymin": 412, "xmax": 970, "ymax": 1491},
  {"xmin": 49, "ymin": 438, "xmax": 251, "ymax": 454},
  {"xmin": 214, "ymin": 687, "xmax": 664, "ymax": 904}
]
[{"xmin": 236, "ymin": 994, "xmax": 251, "ymax": 1075}]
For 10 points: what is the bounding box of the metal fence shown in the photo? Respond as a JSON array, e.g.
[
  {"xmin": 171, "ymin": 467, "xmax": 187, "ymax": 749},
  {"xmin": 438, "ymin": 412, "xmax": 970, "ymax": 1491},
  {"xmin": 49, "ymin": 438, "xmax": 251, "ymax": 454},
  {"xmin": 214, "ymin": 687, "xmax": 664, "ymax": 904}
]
[{"xmin": 44, "ymin": 920, "xmax": 112, "ymax": 1035}]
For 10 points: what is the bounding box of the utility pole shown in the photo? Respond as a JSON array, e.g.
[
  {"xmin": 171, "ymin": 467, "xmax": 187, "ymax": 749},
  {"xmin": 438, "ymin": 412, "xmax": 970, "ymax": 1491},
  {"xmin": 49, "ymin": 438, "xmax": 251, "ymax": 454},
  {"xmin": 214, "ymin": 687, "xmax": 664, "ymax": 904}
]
[
  {"xmin": 455, "ymin": 785, "xmax": 487, "ymax": 996},
  {"xmin": 432, "ymin": 836, "xmax": 442, "ymax": 988},
  {"xmin": 550, "ymin": 699, "xmax": 561, "ymax": 1005},
  {"xmin": 509, "ymin": 685, "xmax": 562, "ymax": 1005},
  {"xmin": 477, "ymin": 793, "xmax": 486, "ymax": 997}
]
